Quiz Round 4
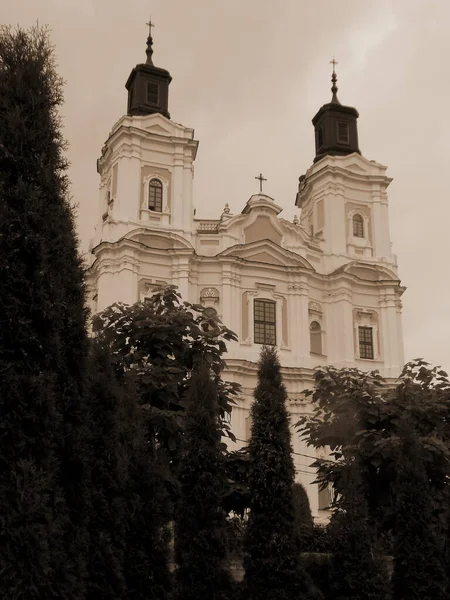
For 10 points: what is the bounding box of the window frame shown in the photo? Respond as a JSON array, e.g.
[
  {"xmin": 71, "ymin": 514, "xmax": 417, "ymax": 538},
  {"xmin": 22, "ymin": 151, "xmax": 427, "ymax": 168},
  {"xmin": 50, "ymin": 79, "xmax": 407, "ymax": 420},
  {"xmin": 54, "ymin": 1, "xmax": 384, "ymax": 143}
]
[
  {"xmin": 309, "ymin": 320, "xmax": 323, "ymax": 355},
  {"xmin": 253, "ymin": 298, "xmax": 276, "ymax": 346},
  {"xmin": 148, "ymin": 178, "xmax": 163, "ymax": 213},
  {"xmin": 147, "ymin": 81, "xmax": 160, "ymax": 105},
  {"xmin": 358, "ymin": 326, "xmax": 374, "ymax": 360},
  {"xmin": 337, "ymin": 121, "xmax": 350, "ymax": 144},
  {"xmin": 317, "ymin": 126, "xmax": 324, "ymax": 150},
  {"xmin": 352, "ymin": 213, "xmax": 364, "ymax": 238}
]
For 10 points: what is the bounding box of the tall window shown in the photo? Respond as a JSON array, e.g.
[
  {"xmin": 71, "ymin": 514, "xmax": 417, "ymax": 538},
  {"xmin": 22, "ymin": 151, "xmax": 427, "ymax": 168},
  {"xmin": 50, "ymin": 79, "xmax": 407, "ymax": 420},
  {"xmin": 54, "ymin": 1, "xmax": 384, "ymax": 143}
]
[
  {"xmin": 337, "ymin": 121, "xmax": 350, "ymax": 144},
  {"xmin": 352, "ymin": 213, "xmax": 364, "ymax": 238},
  {"xmin": 310, "ymin": 321, "xmax": 322, "ymax": 355},
  {"xmin": 254, "ymin": 299, "xmax": 276, "ymax": 345},
  {"xmin": 318, "ymin": 126, "xmax": 324, "ymax": 150},
  {"xmin": 318, "ymin": 484, "xmax": 333, "ymax": 510},
  {"xmin": 147, "ymin": 82, "xmax": 159, "ymax": 104},
  {"xmin": 148, "ymin": 178, "xmax": 163, "ymax": 212},
  {"xmin": 358, "ymin": 326, "xmax": 374, "ymax": 360}
]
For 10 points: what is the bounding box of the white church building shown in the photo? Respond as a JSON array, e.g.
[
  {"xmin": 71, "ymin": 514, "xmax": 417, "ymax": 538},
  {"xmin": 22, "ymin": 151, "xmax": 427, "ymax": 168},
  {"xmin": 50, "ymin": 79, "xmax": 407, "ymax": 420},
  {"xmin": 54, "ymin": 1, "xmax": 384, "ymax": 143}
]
[{"xmin": 86, "ymin": 27, "xmax": 405, "ymax": 519}]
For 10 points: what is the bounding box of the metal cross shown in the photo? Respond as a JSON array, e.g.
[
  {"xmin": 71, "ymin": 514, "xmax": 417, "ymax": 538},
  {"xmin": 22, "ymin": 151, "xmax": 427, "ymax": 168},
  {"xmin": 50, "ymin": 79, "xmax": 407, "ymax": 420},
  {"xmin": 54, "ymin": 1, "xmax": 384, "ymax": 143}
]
[
  {"xmin": 146, "ymin": 17, "xmax": 155, "ymax": 36},
  {"xmin": 255, "ymin": 173, "xmax": 267, "ymax": 193},
  {"xmin": 330, "ymin": 57, "xmax": 338, "ymax": 74}
]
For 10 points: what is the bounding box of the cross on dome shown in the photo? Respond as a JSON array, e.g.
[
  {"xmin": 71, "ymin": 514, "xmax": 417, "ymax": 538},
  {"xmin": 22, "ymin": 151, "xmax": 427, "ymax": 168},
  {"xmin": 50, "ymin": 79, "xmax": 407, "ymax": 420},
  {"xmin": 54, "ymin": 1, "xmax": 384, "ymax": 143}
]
[
  {"xmin": 146, "ymin": 17, "xmax": 155, "ymax": 37},
  {"xmin": 255, "ymin": 173, "xmax": 267, "ymax": 193}
]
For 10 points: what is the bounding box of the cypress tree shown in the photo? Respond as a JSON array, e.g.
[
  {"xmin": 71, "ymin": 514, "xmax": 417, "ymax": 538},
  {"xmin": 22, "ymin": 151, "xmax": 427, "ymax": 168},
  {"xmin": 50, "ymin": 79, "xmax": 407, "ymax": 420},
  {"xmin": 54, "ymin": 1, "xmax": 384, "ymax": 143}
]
[
  {"xmin": 122, "ymin": 378, "xmax": 172, "ymax": 600},
  {"xmin": 328, "ymin": 461, "xmax": 390, "ymax": 600},
  {"xmin": 85, "ymin": 341, "xmax": 127, "ymax": 599},
  {"xmin": 392, "ymin": 431, "xmax": 447, "ymax": 600},
  {"xmin": 292, "ymin": 482, "xmax": 314, "ymax": 551},
  {"xmin": 243, "ymin": 346, "xmax": 316, "ymax": 600},
  {"xmin": 174, "ymin": 363, "xmax": 233, "ymax": 600},
  {"xmin": 0, "ymin": 24, "xmax": 89, "ymax": 597}
]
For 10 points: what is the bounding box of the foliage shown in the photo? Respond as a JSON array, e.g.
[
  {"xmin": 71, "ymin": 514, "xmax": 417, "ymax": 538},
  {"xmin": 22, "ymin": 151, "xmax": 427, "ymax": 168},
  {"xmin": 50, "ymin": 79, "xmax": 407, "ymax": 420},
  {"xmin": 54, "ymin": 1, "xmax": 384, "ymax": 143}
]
[
  {"xmin": 0, "ymin": 24, "xmax": 89, "ymax": 598},
  {"xmin": 392, "ymin": 427, "xmax": 447, "ymax": 600},
  {"xmin": 297, "ymin": 360, "xmax": 450, "ymax": 534},
  {"xmin": 243, "ymin": 346, "xmax": 320, "ymax": 600},
  {"xmin": 222, "ymin": 447, "xmax": 251, "ymax": 516},
  {"xmin": 174, "ymin": 364, "xmax": 233, "ymax": 600},
  {"xmin": 85, "ymin": 341, "xmax": 127, "ymax": 599},
  {"xmin": 292, "ymin": 482, "xmax": 314, "ymax": 551},
  {"xmin": 93, "ymin": 287, "xmax": 239, "ymax": 460},
  {"xmin": 328, "ymin": 461, "xmax": 390, "ymax": 600}
]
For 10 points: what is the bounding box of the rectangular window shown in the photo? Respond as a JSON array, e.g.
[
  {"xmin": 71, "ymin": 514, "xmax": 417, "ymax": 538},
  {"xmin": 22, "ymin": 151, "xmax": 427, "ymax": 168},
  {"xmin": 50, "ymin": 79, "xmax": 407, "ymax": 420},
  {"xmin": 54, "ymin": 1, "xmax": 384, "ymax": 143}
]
[
  {"xmin": 147, "ymin": 82, "xmax": 159, "ymax": 104},
  {"xmin": 318, "ymin": 484, "xmax": 333, "ymax": 511},
  {"xmin": 254, "ymin": 299, "xmax": 276, "ymax": 345},
  {"xmin": 358, "ymin": 326, "xmax": 374, "ymax": 359},
  {"xmin": 318, "ymin": 126, "xmax": 324, "ymax": 150},
  {"xmin": 337, "ymin": 122, "xmax": 350, "ymax": 144}
]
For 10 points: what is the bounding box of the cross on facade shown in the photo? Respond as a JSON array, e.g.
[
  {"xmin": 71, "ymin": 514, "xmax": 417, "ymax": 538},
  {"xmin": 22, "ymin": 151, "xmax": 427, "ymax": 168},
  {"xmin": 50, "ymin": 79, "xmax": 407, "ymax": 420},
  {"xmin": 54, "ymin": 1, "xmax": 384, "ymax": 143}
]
[
  {"xmin": 255, "ymin": 173, "xmax": 267, "ymax": 193},
  {"xmin": 146, "ymin": 17, "xmax": 155, "ymax": 37},
  {"xmin": 330, "ymin": 57, "xmax": 338, "ymax": 74}
]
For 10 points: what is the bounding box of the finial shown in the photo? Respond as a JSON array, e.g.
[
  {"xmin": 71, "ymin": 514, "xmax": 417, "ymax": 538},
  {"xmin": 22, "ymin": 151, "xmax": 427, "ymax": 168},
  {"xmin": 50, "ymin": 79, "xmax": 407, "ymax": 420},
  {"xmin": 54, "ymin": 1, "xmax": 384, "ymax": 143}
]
[
  {"xmin": 293, "ymin": 214, "xmax": 299, "ymax": 225},
  {"xmin": 255, "ymin": 172, "xmax": 267, "ymax": 194},
  {"xmin": 330, "ymin": 56, "xmax": 340, "ymax": 104},
  {"xmin": 145, "ymin": 17, "xmax": 155, "ymax": 65},
  {"xmin": 223, "ymin": 203, "xmax": 231, "ymax": 215}
]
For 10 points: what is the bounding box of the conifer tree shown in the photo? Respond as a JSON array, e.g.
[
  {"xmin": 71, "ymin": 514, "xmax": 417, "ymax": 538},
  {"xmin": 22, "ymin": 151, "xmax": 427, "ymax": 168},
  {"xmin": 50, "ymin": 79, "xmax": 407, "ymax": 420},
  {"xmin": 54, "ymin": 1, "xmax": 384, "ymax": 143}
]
[
  {"xmin": 85, "ymin": 341, "xmax": 127, "ymax": 599},
  {"xmin": 243, "ymin": 346, "xmax": 316, "ymax": 600},
  {"xmin": 174, "ymin": 363, "xmax": 233, "ymax": 600},
  {"xmin": 292, "ymin": 482, "xmax": 314, "ymax": 551},
  {"xmin": 328, "ymin": 461, "xmax": 390, "ymax": 600},
  {"xmin": 0, "ymin": 24, "xmax": 89, "ymax": 597},
  {"xmin": 392, "ymin": 429, "xmax": 447, "ymax": 600},
  {"xmin": 121, "ymin": 394, "xmax": 172, "ymax": 600}
]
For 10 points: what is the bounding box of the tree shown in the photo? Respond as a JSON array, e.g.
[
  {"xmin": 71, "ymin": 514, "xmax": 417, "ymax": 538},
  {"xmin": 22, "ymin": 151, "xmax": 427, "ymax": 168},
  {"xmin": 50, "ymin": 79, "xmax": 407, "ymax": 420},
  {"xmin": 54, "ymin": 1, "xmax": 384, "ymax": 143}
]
[
  {"xmin": 0, "ymin": 24, "xmax": 89, "ymax": 598},
  {"xmin": 297, "ymin": 361, "xmax": 450, "ymax": 536},
  {"xmin": 87, "ymin": 340, "xmax": 171, "ymax": 600},
  {"xmin": 243, "ymin": 346, "xmax": 318, "ymax": 600},
  {"xmin": 292, "ymin": 482, "xmax": 313, "ymax": 551},
  {"xmin": 85, "ymin": 341, "xmax": 127, "ymax": 599},
  {"xmin": 93, "ymin": 288, "xmax": 239, "ymax": 456},
  {"xmin": 392, "ymin": 426, "xmax": 447, "ymax": 600},
  {"xmin": 328, "ymin": 461, "xmax": 390, "ymax": 600},
  {"xmin": 174, "ymin": 364, "xmax": 233, "ymax": 600}
]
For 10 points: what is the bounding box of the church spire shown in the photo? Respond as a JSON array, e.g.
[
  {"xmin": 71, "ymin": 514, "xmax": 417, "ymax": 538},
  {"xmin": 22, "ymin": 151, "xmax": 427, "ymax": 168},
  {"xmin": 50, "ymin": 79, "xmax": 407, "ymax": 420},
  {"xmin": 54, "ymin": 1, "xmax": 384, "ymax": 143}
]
[
  {"xmin": 125, "ymin": 19, "xmax": 172, "ymax": 119},
  {"xmin": 330, "ymin": 57, "xmax": 339, "ymax": 104},
  {"xmin": 145, "ymin": 17, "xmax": 155, "ymax": 66},
  {"xmin": 311, "ymin": 58, "xmax": 360, "ymax": 163}
]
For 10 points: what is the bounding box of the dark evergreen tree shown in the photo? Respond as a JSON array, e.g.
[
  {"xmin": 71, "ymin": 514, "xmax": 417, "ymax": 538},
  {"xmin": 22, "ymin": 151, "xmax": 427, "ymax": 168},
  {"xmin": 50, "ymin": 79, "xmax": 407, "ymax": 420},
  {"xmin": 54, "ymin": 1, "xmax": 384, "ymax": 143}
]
[
  {"xmin": 122, "ymin": 376, "xmax": 172, "ymax": 600},
  {"xmin": 292, "ymin": 482, "xmax": 314, "ymax": 551},
  {"xmin": 174, "ymin": 364, "xmax": 233, "ymax": 600},
  {"xmin": 85, "ymin": 341, "xmax": 128, "ymax": 599},
  {"xmin": 392, "ymin": 429, "xmax": 447, "ymax": 600},
  {"xmin": 243, "ymin": 346, "xmax": 318, "ymax": 600},
  {"xmin": 0, "ymin": 24, "xmax": 89, "ymax": 598},
  {"xmin": 328, "ymin": 461, "xmax": 390, "ymax": 600}
]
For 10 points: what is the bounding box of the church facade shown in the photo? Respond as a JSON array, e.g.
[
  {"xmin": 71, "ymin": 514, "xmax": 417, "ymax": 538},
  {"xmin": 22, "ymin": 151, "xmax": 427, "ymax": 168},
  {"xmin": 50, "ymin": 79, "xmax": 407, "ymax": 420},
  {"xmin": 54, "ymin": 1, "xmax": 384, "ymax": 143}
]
[{"xmin": 87, "ymin": 28, "xmax": 405, "ymax": 519}]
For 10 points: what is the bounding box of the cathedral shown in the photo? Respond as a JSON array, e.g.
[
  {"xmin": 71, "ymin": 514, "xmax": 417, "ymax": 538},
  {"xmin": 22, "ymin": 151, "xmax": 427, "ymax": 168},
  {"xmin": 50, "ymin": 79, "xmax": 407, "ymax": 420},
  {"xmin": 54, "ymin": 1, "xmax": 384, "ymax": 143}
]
[{"xmin": 86, "ymin": 25, "xmax": 405, "ymax": 519}]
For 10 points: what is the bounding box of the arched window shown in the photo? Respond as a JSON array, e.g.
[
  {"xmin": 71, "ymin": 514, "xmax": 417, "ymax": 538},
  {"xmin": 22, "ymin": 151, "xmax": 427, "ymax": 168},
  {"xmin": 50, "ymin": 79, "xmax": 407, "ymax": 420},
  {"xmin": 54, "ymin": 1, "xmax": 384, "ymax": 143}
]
[
  {"xmin": 310, "ymin": 321, "xmax": 322, "ymax": 355},
  {"xmin": 352, "ymin": 213, "xmax": 364, "ymax": 238},
  {"xmin": 148, "ymin": 178, "xmax": 163, "ymax": 212}
]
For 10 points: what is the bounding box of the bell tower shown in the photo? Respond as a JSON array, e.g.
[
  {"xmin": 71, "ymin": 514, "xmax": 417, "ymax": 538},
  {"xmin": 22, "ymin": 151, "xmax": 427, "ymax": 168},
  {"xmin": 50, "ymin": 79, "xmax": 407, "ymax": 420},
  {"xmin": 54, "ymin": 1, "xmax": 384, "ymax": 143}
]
[
  {"xmin": 125, "ymin": 19, "xmax": 172, "ymax": 119},
  {"xmin": 296, "ymin": 61, "xmax": 396, "ymax": 272},
  {"xmin": 89, "ymin": 21, "xmax": 198, "ymax": 313},
  {"xmin": 312, "ymin": 59, "xmax": 360, "ymax": 163}
]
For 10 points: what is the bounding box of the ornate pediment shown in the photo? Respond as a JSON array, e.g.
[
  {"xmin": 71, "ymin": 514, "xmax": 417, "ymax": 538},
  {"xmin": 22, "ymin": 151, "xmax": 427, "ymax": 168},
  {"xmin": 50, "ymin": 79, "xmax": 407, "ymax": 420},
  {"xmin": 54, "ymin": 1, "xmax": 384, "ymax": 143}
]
[
  {"xmin": 219, "ymin": 239, "xmax": 314, "ymax": 270},
  {"xmin": 144, "ymin": 123, "xmax": 174, "ymax": 136},
  {"xmin": 340, "ymin": 261, "xmax": 399, "ymax": 282}
]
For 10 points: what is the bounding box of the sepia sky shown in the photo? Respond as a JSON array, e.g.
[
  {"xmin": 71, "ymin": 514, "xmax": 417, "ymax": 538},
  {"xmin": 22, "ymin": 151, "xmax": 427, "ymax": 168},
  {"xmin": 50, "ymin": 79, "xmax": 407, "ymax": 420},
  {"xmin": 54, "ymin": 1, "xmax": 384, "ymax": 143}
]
[{"xmin": 3, "ymin": 0, "xmax": 450, "ymax": 371}]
